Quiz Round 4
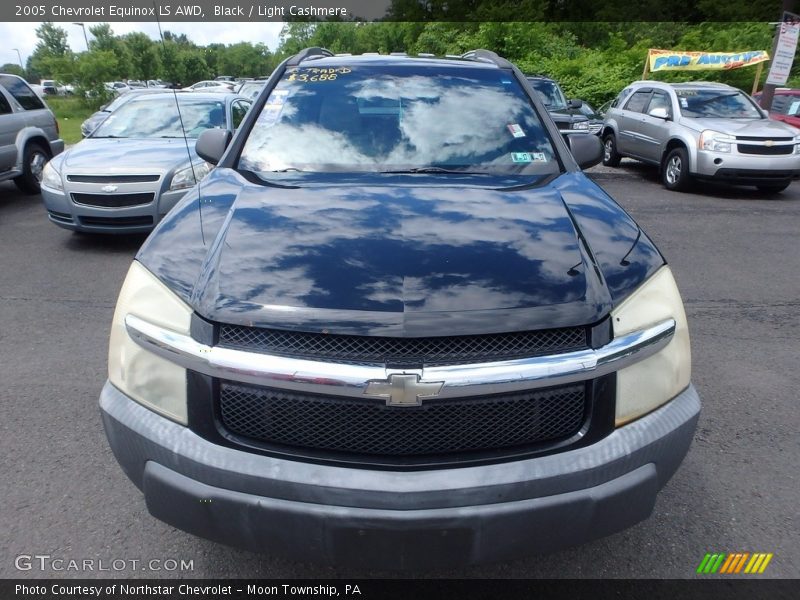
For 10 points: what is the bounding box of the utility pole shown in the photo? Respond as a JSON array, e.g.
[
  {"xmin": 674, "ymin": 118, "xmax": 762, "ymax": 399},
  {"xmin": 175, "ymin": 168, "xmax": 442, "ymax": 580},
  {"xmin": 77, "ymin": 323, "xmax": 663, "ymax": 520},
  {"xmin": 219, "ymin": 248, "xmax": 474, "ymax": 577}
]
[
  {"xmin": 73, "ymin": 22, "xmax": 89, "ymax": 51},
  {"xmin": 760, "ymin": 0, "xmax": 797, "ymax": 110}
]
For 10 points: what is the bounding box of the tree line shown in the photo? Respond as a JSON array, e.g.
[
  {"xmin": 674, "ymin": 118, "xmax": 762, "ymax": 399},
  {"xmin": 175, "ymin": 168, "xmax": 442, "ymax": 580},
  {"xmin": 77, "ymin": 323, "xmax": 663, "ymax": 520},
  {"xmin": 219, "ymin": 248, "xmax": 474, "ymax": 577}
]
[{"xmin": 1, "ymin": 20, "xmax": 792, "ymax": 110}]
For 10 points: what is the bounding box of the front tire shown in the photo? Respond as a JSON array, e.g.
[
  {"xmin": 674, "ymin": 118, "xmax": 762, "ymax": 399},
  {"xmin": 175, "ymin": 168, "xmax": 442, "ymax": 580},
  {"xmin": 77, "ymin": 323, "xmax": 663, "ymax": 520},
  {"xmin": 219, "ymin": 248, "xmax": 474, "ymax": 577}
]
[
  {"xmin": 602, "ymin": 133, "xmax": 621, "ymax": 167},
  {"xmin": 662, "ymin": 147, "xmax": 691, "ymax": 192},
  {"xmin": 756, "ymin": 182, "xmax": 791, "ymax": 194},
  {"xmin": 14, "ymin": 142, "xmax": 50, "ymax": 195}
]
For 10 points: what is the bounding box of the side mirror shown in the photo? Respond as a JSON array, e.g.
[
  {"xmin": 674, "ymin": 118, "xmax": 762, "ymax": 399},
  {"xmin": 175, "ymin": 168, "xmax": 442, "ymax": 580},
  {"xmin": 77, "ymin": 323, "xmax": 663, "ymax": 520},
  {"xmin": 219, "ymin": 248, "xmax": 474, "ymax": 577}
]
[
  {"xmin": 648, "ymin": 107, "xmax": 670, "ymax": 120},
  {"xmin": 569, "ymin": 99, "xmax": 583, "ymax": 109},
  {"xmin": 566, "ymin": 132, "xmax": 603, "ymax": 169},
  {"xmin": 196, "ymin": 128, "xmax": 232, "ymax": 165}
]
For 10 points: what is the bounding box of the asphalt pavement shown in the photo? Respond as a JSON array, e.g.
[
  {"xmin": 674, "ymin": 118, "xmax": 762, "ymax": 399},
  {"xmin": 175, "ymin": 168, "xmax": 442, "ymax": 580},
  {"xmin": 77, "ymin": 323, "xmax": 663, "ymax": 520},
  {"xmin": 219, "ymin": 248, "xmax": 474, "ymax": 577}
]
[{"xmin": 1, "ymin": 164, "xmax": 798, "ymax": 578}]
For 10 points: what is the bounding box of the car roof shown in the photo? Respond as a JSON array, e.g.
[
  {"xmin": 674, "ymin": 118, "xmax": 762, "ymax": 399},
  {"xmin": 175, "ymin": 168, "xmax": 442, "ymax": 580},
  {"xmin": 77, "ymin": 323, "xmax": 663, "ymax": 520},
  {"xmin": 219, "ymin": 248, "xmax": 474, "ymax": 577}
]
[
  {"xmin": 630, "ymin": 80, "xmax": 734, "ymax": 90},
  {"xmin": 295, "ymin": 53, "xmax": 499, "ymax": 70},
  {"xmin": 125, "ymin": 91, "xmax": 242, "ymax": 103}
]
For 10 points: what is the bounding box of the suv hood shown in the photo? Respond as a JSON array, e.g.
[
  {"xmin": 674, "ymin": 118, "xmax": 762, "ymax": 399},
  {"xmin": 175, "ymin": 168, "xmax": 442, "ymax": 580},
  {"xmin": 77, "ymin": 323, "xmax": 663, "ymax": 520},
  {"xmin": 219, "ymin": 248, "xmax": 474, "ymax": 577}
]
[
  {"xmin": 137, "ymin": 171, "xmax": 663, "ymax": 336},
  {"xmin": 679, "ymin": 117, "xmax": 797, "ymax": 137}
]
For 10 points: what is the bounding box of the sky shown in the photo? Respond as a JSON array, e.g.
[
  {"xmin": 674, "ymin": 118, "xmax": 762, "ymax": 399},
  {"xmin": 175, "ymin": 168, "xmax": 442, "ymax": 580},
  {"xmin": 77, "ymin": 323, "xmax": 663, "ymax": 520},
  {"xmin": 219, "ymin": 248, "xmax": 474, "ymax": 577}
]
[{"xmin": 0, "ymin": 22, "xmax": 285, "ymax": 69}]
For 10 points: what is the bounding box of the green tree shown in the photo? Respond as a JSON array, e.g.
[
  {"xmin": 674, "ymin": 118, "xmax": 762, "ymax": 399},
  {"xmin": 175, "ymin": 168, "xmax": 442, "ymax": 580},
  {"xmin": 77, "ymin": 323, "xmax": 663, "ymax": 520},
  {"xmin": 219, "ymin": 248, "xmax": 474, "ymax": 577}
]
[
  {"xmin": 125, "ymin": 32, "xmax": 161, "ymax": 80},
  {"xmin": 72, "ymin": 50, "xmax": 120, "ymax": 108},
  {"xmin": 29, "ymin": 22, "xmax": 72, "ymax": 80},
  {"xmin": 1, "ymin": 63, "xmax": 26, "ymax": 77},
  {"xmin": 88, "ymin": 23, "xmax": 130, "ymax": 79}
]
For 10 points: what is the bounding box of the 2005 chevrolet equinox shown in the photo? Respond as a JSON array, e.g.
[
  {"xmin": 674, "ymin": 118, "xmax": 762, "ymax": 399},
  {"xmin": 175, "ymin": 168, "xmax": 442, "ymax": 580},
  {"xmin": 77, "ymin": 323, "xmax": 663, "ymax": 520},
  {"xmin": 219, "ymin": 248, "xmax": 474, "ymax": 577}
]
[{"xmin": 100, "ymin": 49, "xmax": 700, "ymax": 569}]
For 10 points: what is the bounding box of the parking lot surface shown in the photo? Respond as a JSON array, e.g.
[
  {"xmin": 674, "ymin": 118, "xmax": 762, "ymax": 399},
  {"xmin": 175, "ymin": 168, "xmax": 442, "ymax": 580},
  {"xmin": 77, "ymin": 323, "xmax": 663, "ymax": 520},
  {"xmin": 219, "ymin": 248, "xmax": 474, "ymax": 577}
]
[{"xmin": 1, "ymin": 165, "xmax": 798, "ymax": 578}]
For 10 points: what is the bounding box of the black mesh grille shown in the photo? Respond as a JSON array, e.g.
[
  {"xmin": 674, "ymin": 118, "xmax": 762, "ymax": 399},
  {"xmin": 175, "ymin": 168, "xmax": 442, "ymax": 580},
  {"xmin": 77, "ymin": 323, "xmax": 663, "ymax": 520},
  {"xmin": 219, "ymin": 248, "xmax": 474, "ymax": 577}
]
[
  {"xmin": 72, "ymin": 192, "xmax": 155, "ymax": 208},
  {"xmin": 67, "ymin": 174, "xmax": 160, "ymax": 183},
  {"xmin": 736, "ymin": 144, "xmax": 793, "ymax": 156},
  {"xmin": 218, "ymin": 325, "xmax": 588, "ymax": 366},
  {"xmin": 219, "ymin": 382, "xmax": 586, "ymax": 458}
]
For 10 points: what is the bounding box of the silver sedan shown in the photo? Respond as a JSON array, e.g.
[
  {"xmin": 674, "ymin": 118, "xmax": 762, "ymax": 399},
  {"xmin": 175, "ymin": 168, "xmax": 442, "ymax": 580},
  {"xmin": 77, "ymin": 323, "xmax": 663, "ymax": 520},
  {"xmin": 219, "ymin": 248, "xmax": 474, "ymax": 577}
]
[{"xmin": 41, "ymin": 92, "xmax": 251, "ymax": 234}]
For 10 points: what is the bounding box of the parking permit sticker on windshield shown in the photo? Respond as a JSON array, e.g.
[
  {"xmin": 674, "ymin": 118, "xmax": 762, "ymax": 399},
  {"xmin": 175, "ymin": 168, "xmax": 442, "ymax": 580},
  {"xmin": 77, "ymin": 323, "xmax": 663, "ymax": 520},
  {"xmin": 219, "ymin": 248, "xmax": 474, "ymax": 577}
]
[
  {"xmin": 511, "ymin": 152, "xmax": 547, "ymax": 163},
  {"xmin": 680, "ymin": 97, "xmax": 689, "ymax": 108},
  {"xmin": 507, "ymin": 123, "xmax": 526, "ymax": 138},
  {"xmin": 259, "ymin": 103, "xmax": 284, "ymax": 125},
  {"xmin": 266, "ymin": 89, "xmax": 288, "ymax": 106}
]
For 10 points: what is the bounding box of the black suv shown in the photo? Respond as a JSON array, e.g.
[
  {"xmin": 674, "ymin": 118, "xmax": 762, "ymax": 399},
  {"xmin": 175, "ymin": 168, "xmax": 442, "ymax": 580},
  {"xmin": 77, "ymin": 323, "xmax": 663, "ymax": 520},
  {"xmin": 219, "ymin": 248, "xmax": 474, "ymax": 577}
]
[
  {"xmin": 101, "ymin": 49, "xmax": 699, "ymax": 569},
  {"xmin": 526, "ymin": 75, "xmax": 590, "ymax": 135}
]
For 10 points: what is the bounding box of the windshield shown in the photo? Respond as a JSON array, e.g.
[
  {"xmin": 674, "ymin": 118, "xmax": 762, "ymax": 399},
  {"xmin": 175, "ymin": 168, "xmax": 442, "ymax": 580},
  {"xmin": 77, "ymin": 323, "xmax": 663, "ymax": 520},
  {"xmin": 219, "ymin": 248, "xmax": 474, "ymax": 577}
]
[
  {"xmin": 239, "ymin": 65, "xmax": 558, "ymax": 176},
  {"xmin": 92, "ymin": 95, "xmax": 227, "ymax": 139},
  {"xmin": 527, "ymin": 79, "xmax": 568, "ymax": 110},
  {"xmin": 677, "ymin": 88, "xmax": 763, "ymax": 119}
]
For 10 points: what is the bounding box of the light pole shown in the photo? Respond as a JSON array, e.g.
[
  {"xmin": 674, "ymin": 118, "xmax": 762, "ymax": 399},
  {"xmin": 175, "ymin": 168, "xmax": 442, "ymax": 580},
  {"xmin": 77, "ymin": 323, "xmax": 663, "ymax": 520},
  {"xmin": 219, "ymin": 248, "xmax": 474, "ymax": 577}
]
[
  {"xmin": 12, "ymin": 48, "xmax": 23, "ymax": 70},
  {"xmin": 72, "ymin": 22, "xmax": 89, "ymax": 51}
]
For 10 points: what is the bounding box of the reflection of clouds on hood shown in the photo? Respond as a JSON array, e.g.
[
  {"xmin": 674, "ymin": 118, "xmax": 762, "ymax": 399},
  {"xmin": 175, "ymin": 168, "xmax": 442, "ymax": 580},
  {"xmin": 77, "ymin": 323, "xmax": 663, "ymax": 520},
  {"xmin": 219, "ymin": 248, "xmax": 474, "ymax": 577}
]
[
  {"xmin": 204, "ymin": 180, "xmax": 585, "ymax": 313},
  {"xmin": 138, "ymin": 171, "xmax": 624, "ymax": 333}
]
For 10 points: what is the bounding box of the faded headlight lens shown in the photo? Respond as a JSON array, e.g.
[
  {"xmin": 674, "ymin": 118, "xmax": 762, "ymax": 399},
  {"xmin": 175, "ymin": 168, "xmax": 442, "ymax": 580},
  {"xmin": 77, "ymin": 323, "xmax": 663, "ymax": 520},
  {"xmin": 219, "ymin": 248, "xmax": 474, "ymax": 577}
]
[
  {"xmin": 612, "ymin": 266, "xmax": 691, "ymax": 426},
  {"xmin": 108, "ymin": 261, "xmax": 192, "ymax": 424},
  {"xmin": 699, "ymin": 130, "xmax": 733, "ymax": 153},
  {"xmin": 169, "ymin": 161, "xmax": 211, "ymax": 191},
  {"xmin": 794, "ymin": 135, "xmax": 800, "ymax": 154},
  {"xmin": 41, "ymin": 161, "xmax": 63, "ymax": 191},
  {"xmin": 571, "ymin": 120, "xmax": 590, "ymax": 131}
]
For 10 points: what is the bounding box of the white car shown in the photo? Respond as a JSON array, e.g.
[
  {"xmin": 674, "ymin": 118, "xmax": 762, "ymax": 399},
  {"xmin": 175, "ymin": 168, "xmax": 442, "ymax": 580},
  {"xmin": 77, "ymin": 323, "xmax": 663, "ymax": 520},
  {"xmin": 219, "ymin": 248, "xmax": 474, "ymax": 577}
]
[
  {"xmin": 105, "ymin": 81, "xmax": 131, "ymax": 95},
  {"xmin": 183, "ymin": 80, "xmax": 235, "ymax": 93}
]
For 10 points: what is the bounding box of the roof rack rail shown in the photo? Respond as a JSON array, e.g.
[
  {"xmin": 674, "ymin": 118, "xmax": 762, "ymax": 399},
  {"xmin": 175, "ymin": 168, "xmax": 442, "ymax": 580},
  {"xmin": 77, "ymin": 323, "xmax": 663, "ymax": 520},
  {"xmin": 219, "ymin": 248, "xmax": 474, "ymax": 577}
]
[
  {"xmin": 287, "ymin": 47, "xmax": 334, "ymax": 66},
  {"xmin": 461, "ymin": 49, "xmax": 512, "ymax": 68}
]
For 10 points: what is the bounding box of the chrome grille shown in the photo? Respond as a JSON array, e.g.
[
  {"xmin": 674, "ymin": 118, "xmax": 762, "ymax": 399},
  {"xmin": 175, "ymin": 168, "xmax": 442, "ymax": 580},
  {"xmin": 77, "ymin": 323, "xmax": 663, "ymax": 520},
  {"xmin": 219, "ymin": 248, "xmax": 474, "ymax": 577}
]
[{"xmin": 217, "ymin": 324, "xmax": 589, "ymax": 366}]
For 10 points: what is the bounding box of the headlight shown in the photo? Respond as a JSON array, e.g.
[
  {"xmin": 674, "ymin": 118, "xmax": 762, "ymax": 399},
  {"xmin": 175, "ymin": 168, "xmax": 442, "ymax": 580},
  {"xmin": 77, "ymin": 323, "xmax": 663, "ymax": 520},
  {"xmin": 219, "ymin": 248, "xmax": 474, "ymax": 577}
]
[
  {"xmin": 169, "ymin": 161, "xmax": 212, "ymax": 191},
  {"xmin": 41, "ymin": 160, "xmax": 63, "ymax": 191},
  {"xmin": 108, "ymin": 261, "xmax": 192, "ymax": 424},
  {"xmin": 794, "ymin": 135, "xmax": 800, "ymax": 154},
  {"xmin": 699, "ymin": 130, "xmax": 733, "ymax": 153},
  {"xmin": 571, "ymin": 120, "xmax": 589, "ymax": 131},
  {"xmin": 612, "ymin": 266, "xmax": 691, "ymax": 426}
]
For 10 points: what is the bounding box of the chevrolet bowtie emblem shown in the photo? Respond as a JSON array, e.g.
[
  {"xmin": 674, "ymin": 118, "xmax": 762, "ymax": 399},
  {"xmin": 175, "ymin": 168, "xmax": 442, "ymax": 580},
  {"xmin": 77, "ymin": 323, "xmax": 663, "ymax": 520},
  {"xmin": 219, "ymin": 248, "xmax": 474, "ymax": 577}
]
[
  {"xmin": 364, "ymin": 373, "xmax": 444, "ymax": 407},
  {"xmin": 101, "ymin": 184, "xmax": 118, "ymax": 193},
  {"xmin": 764, "ymin": 140, "xmax": 774, "ymax": 147}
]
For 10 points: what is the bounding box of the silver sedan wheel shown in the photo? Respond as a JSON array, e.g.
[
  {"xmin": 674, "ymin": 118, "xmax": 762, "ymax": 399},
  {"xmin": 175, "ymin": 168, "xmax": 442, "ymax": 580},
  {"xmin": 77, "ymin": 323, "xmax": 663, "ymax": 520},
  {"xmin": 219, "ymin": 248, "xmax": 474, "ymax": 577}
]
[
  {"xmin": 665, "ymin": 155, "xmax": 682, "ymax": 185},
  {"xmin": 29, "ymin": 151, "xmax": 47, "ymax": 183}
]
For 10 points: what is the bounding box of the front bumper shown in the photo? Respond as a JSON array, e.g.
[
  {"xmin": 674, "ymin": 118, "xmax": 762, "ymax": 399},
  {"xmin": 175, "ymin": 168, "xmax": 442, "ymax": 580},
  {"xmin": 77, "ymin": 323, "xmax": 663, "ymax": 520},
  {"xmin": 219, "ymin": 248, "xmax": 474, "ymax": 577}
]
[
  {"xmin": 694, "ymin": 150, "xmax": 800, "ymax": 183},
  {"xmin": 41, "ymin": 184, "xmax": 187, "ymax": 234},
  {"xmin": 100, "ymin": 380, "xmax": 700, "ymax": 570}
]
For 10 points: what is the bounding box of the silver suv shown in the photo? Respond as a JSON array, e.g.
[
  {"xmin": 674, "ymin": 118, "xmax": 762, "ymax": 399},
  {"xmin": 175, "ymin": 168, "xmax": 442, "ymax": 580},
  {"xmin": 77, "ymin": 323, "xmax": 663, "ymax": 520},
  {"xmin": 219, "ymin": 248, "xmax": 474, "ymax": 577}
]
[
  {"xmin": 602, "ymin": 81, "xmax": 800, "ymax": 193},
  {"xmin": 0, "ymin": 74, "xmax": 64, "ymax": 194}
]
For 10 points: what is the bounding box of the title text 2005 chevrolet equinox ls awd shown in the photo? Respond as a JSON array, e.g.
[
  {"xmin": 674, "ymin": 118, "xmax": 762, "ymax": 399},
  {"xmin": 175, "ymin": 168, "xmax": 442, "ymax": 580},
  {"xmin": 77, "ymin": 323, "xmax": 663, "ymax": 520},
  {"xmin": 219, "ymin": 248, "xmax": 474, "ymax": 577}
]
[{"xmin": 100, "ymin": 49, "xmax": 700, "ymax": 569}]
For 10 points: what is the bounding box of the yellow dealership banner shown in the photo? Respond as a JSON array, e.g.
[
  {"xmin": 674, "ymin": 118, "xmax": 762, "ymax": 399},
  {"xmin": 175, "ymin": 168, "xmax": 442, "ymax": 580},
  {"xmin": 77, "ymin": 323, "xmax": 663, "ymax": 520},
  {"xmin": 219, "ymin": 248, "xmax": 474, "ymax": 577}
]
[{"xmin": 647, "ymin": 49, "xmax": 770, "ymax": 72}]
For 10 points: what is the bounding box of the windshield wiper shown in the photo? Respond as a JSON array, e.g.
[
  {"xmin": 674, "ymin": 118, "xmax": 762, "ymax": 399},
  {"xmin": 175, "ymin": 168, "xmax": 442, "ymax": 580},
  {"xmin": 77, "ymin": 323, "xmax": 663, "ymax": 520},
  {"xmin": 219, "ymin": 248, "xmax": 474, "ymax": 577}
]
[
  {"xmin": 268, "ymin": 167, "xmax": 307, "ymax": 173},
  {"xmin": 380, "ymin": 167, "xmax": 488, "ymax": 175}
]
